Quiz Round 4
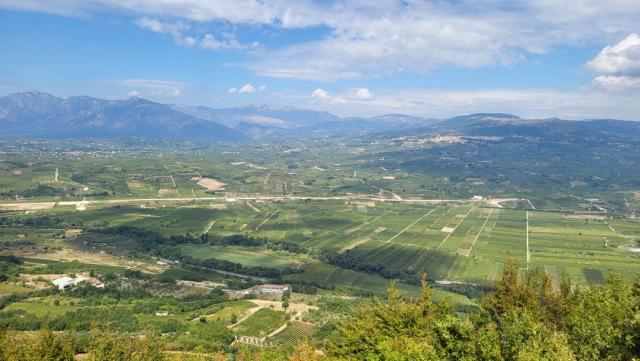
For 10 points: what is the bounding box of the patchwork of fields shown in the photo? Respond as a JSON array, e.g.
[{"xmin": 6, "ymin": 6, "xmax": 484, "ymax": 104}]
[{"xmin": 9, "ymin": 198, "xmax": 636, "ymax": 287}]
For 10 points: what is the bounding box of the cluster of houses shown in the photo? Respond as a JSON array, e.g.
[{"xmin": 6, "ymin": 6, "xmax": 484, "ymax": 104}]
[{"xmin": 51, "ymin": 274, "xmax": 104, "ymax": 290}]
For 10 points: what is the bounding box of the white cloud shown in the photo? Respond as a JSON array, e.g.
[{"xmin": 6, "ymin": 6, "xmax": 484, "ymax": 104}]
[
  {"xmin": 592, "ymin": 75, "xmax": 640, "ymax": 91},
  {"xmin": 311, "ymin": 88, "xmax": 329, "ymax": 99},
  {"xmin": 116, "ymin": 79, "xmax": 189, "ymax": 97},
  {"xmin": 587, "ymin": 33, "xmax": 640, "ymax": 76},
  {"xmin": 587, "ymin": 33, "xmax": 640, "ymax": 91},
  {"xmin": 135, "ymin": 17, "xmax": 186, "ymax": 34},
  {"xmin": 200, "ymin": 33, "xmax": 257, "ymax": 51},
  {"xmin": 134, "ymin": 17, "xmax": 258, "ymax": 51},
  {"xmin": 349, "ymin": 88, "xmax": 374, "ymax": 101},
  {"xmin": 183, "ymin": 36, "xmax": 197, "ymax": 47},
  {"xmin": 228, "ymin": 84, "xmax": 267, "ymax": 94},
  {"xmin": 311, "ymin": 88, "xmax": 374, "ymax": 104},
  {"xmin": 298, "ymin": 86, "xmax": 640, "ymax": 120},
  {"xmin": 246, "ymin": 1, "xmax": 640, "ymax": 80},
  {"xmin": 6, "ymin": 1, "xmax": 640, "ymax": 80},
  {"xmin": 134, "ymin": 17, "xmax": 195, "ymax": 47},
  {"xmin": 238, "ymin": 84, "xmax": 256, "ymax": 93},
  {"xmin": 127, "ymin": 90, "xmax": 139, "ymax": 98}
]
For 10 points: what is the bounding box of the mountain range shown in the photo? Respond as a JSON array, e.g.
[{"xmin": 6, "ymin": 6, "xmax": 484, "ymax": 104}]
[{"xmin": 0, "ymin": 91, "xmax": 638, "ymax": 141}]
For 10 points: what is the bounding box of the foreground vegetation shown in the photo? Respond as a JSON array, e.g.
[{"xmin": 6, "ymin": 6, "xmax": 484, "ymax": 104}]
[{"xmin": 1, "ymin": 263, "xmax": 638, "ymax": 360}]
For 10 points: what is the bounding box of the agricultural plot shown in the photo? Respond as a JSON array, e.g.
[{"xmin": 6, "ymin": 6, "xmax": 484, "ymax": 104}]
[
  {"xmin": 348, "ymin": 240, "xmax": 458, "ymax": 280},
  {"xmin": 437, "ymin": 207, "xmax": 489, "ymax": 254},
  {"xmin": 527, "ymin": 212, "xmax": 639, "ymax": 284},
  {"xmin": 202, "ymin": 300, "xmax": 257, "ymax": 323},
  {"xmin": 232, "ymin": 308, "xmax": 285, "ymax": 337},
  {"xmin": 3, "ymin": 297, "xmax": 74, "ymax": 317},
  {"xmin": 179, "ymin": 244, "xmax": 307, "ymax": 270},
  {"xmin": 468, "ymin": 209, "xmax": 527, "ymax": 265},
  {"xmin": 287, "ymin": 261, "xmax": 421, "ymax": 297},
  {"xmin": 269, "ymin": 321, "xmax": 316, "ymax": 345}
]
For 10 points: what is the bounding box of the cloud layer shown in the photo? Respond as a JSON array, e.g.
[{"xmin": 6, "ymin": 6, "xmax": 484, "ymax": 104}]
[
  {"xmin": 3, "ymin": 1, "xmax": 640, "ymax": 80},
  {"xmin": 303, "ymin": 86, "xmax": 640, "ymax": 120}
]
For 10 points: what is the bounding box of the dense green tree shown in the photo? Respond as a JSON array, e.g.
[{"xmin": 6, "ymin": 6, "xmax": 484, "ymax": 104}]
[
  {"xmin": 0, "ymin": 329, "xmax": 75, "ymax": 361},
  {"xmin": 88, "ymin": 328, "xmax": 165, "ymax": 361}
]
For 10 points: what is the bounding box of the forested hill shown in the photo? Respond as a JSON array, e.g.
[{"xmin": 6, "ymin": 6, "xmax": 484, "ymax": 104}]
[{"xmin": 1, "ymin": 262, "xmax": 638, "ymax": 360}]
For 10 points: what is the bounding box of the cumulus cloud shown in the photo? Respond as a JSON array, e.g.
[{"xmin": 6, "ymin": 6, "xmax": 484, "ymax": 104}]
[
  {"xmin": 245, "ymin": 1, "xmax": 640, "ymax": 80},
  {"xmin": 127, "ymin": 90, "xmax": 139, "ymax": 98},
  {"xmin": 311, "ymin": 88, "xmax": 329, "ymax": 99},
  {"xmin": 228, "ymin": 84, "xmax": 266, "ymax": 94},
  {"xmin": 349, "ymin": 88, "xmax": 374, "ymax": 101},
  {"xmin": 311, "ymin": 88, "xmax": 374, "ymax": 104},
  {"xmin": 238, "ymin": 84, "xmax": 256, "ymax": 93},
  {"xmin": 587, "ymin": 33, "xmax": 640, "ymax": 90},
  {"xmin": 587, "ymin": 33, "xmax": 640, "ymax": 76}
]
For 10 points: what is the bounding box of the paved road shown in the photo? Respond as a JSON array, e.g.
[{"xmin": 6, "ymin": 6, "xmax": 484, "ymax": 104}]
[{"xmin": 0, "ymin": 194, "xmax": 524, "ymax": 209}]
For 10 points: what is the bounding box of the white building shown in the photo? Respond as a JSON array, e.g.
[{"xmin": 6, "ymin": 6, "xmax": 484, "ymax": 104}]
[
  {"xmin": 52, "ymin": 277, "xmax": 74, "ymax": 290},
  {"xmin": 51, "ymin": 275, "xmax": 104, "ymax": 290},
  {"xmin": 259, "ymin": 284, "xmax": 289, "ymax": 294}
]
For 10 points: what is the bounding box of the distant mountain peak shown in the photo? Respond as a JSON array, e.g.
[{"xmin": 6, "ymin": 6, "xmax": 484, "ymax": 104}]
[
  {"xmin": 467, "ymin": 113, "xmax": 521, "ymax": 120},
  {"xmin": 0, "ymin": 91, "xmax": 247, "ymax": 141}
]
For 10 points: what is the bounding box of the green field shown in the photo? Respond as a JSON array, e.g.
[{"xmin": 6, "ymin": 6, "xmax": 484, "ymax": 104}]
[
  {"xmin": 179, "ymin": 244, "xmax": 306, "ymax": 270},
  {"xmin": 270, "ymin": 321, "xmax": 316, "ymax": 345},
  {"xmin": 232, "ymin": 308, "xmax": 285, "ymax": 337}
]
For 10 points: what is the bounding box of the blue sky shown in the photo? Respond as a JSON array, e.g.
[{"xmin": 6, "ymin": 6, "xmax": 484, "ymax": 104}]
[{"xmin": 1, "ymin": 1, "xmax": 640, "ymax": 119}]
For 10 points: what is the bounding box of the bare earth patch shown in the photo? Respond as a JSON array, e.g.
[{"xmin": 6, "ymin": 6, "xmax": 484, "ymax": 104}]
[
  {"xmin": 192, "ymin": 177, "xmax": 226, "ymax": 191},
  {"xmin": 250, "ymin": 299, "xmax": 318, "ymax": 313},
  {"xmin": 15, "ymin": 249, "xmax": 166, "ymax": 274},
  {"xmin": 564, "ymin": 214, "xmax": 606, "ymax": 220},
  {"xmin": 18, "ymin": 273, "xmax": 65, "ymax": 289},
  {"xmin": 209, "ymin": 203, "xmax": 228, "ymax": 210},
  {"xmin": 441, "ymin": 227, "xmax": 455, "ymax": 233},
  {"xmin": 353, "ymin": 201, "xmax": 375, "ymax": 208},
  {"xmin": 127, "ymin": 181, "xmax": 145, "ymax": 190},
  {"xmin": 64, "ymin": 229, "xmax": 83, "ymax": 238},
  {"xmin": 158, "ymin": 188, "xmax": 177, "ymax": 196},
  {"xmin": 0, "ymin": 202, "xmax": 55, "ymax": 211}
]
